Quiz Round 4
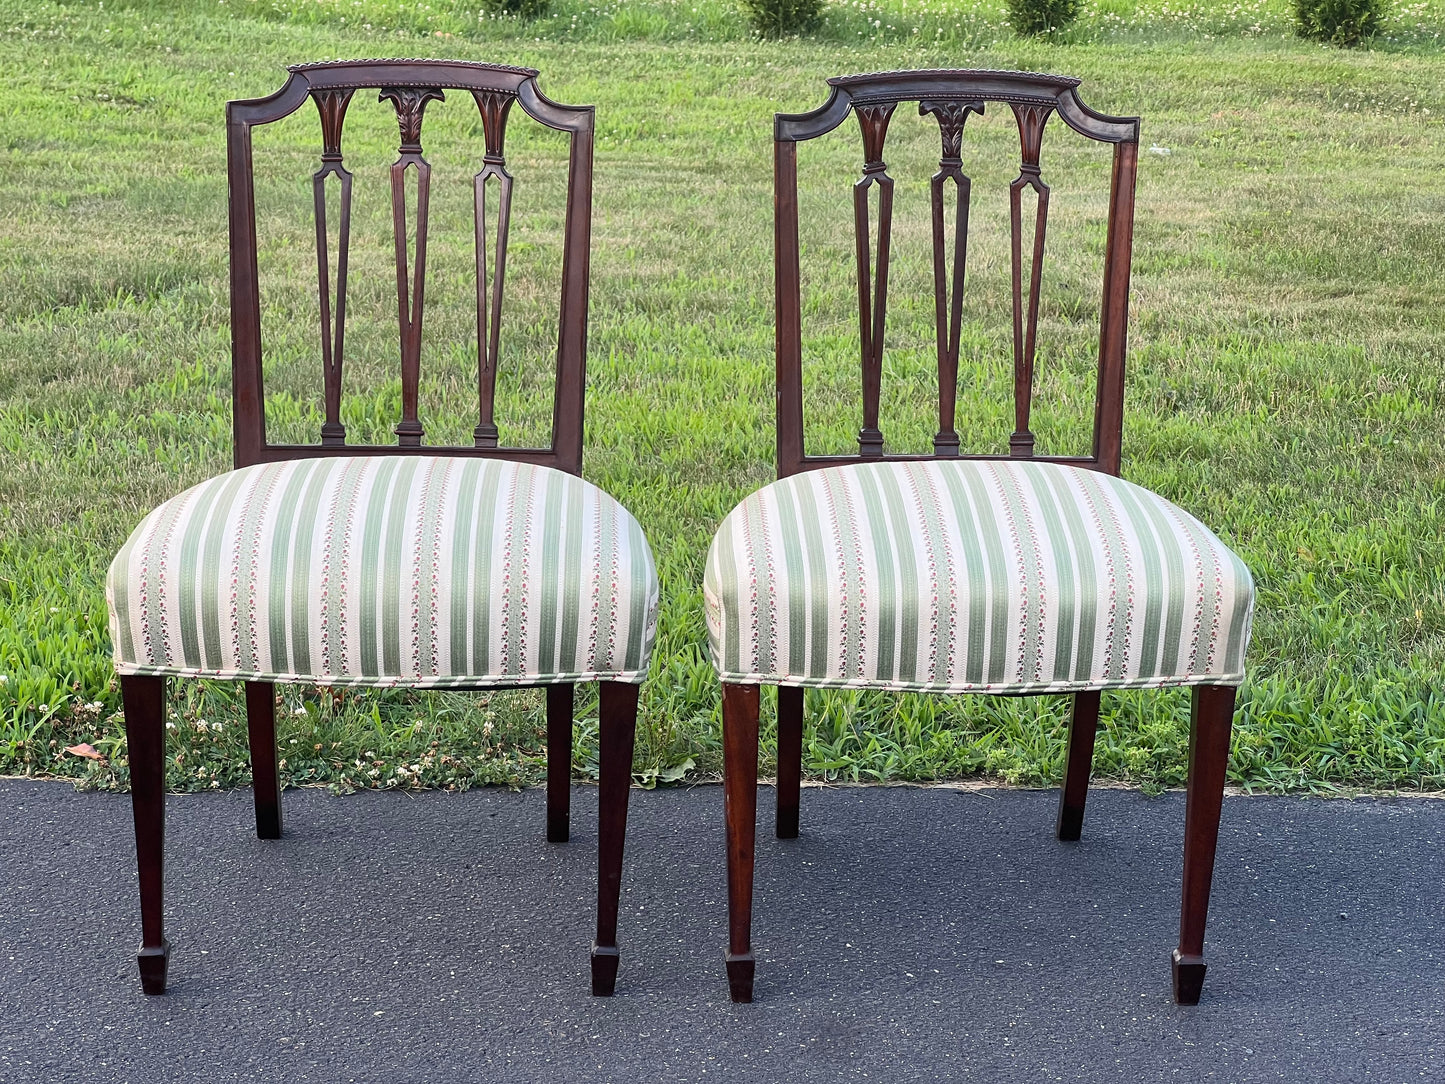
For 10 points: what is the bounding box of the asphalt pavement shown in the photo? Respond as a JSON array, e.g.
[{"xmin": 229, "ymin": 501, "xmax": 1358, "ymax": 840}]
[{"xmin": 1, "ymin": 777, "xmax": 1441, "ymax": 1083}]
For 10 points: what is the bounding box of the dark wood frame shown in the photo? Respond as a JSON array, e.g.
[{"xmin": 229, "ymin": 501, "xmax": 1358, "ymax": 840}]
[
  {"xmin": 722, "ymin": 69, "xmax": 1237, "ymax": 1006},
  {"xmin": 121, "ymin": 59, "xmax": 637, "ymax": 998}
]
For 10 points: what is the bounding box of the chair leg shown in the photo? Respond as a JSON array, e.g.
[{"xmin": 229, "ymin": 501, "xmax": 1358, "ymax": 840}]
[
  {"xmin": 546, "ymin": 684, "xmax": 575, "ymax": 844},
  {"xmin": 122, "ymin": 675, "xmax": 170, "ymax": 995},
  {"xmin": 591, "ymin": 681, "xmax": 637, "ymax": 996},
  {"xmin": 1055, "ymin": 690, "xmax": 1101, "ymax": 841},
  {"xmin": 722, "ymin": 682, "xmax": 760, "ymax": 1003},
  {"xmin": 775, "ymin": 685, "xmax": 803, "ymax": 839},
  {"xmin": 244, "ymin": 682, "xmax": 282, "ymax": 840},
  {"xmin": 1173, "ymin": 684, "xmax": 1236, "ymax": 1005}
]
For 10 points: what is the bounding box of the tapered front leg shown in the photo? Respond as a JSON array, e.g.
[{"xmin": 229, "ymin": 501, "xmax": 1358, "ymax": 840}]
[
  {"xmin": 244, "ymin": 682, "xmax": 282, "ymax": 840},
  {"xmin": 775, "ymin": 685, "xmax": 803, "ymax": 839},
  {"xmin": 722, "ymin": 682, "xmax": 760, "ymax": 1003},
  {"xmin": 1056, "ymin": 690, "xmax": 1101, "ymax": 841},
  {"xmin": 592, "ymin": 681, "xmax": 637, "ymax": 996},
  {"xmin": 122, "ymin": 675, "xmax": 169, "ymax": 994},
  {"xmin": 546, "ymin": 684, "xmax": 575, "ymax": 843},
  {"xmin": 1173, "ymin": 684, "xmax": 1236, "ymax": 1005}
]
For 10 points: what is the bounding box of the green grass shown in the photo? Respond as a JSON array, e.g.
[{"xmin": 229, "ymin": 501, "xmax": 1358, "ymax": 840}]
[{"xmin": 1, "ymin": 0, "xmax": 1443, "ymax": 796}]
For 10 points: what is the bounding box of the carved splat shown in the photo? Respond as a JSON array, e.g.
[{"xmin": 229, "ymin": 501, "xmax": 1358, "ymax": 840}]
[
  {"xmin": 472, "ymin": 90, "xmax": 516, "ymax": 448},
  {"xmin": 1008, "ymin": 102, "xmax": 1053, "ymax": 457},
  {"xmin": 379, "ymin": 86, "xmax": 445, "ymax": 446},
  {"xmin": 852, "ymin": 102, "xmax": 896, "ymax": 457},
  {"xmin": 311, "ymin": 89, "xmax": 354, "ymax": 446},
  {"xmin": 227, "ymin": 60, "xmax": 598, "ymax": 476},
  {"xmin": 919, "ymin": 99, "xmax": 983, "ymax": 456},
  {"xmin": 770, "ymin": 69, "xmax": 1140, "ymax": 481}
]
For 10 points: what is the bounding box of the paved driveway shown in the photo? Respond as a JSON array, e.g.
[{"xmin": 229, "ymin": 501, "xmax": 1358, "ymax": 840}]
[{"xmin": 1, "ymin": 778, "xmax": 1440, "ymax": 1082}]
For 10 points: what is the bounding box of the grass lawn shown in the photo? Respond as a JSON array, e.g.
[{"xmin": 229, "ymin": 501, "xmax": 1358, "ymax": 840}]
[{"xmin": 1, "ymin": 0, "xmax": 1443, "ymax": 796}]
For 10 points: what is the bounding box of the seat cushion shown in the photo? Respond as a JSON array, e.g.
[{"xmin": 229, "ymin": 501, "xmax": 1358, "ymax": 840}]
[
  {"xmin": 704, "ymin": 460, "xmax": 1253, "ymax": 694},
  {"xmin": 108, "ymin": 456, "xmax": 658, "ymax": 687}
]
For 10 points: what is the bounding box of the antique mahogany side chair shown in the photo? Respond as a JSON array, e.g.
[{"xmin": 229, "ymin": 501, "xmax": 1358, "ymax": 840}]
[
  {"xmin": 704, "ymin": 70, "xmax": 1254, "ymax": 1005},
  {"xmin": 105, "ymin": 60, "xmax": 658, "ymax": 997}
]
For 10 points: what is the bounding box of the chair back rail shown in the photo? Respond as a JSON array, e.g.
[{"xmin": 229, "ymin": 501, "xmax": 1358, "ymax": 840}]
[
  {"xmin": 226, "ymin": 59, "xmax": 595, "ymax": 473},
  {"xmin": 773, "ymin": 68, "xmax": 1139, "ymax": 478}
]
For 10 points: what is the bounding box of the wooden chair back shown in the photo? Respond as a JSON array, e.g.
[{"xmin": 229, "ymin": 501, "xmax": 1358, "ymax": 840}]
[
  {"xmin": 774, "ymin": 68, "xmax": 1140, "ymax": 478},
  {"xmin": 226, "ymin": 59, "xmax": 594, "ymax": 473}
]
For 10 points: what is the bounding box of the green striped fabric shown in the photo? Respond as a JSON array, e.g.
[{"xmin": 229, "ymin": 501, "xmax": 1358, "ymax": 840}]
[
  {"xmin": 703, "ymin": 460, "xmax": 1253, "ymax": 694},
  {"xmin": 107, "ymin": 456, "xmax": 658, "ymax": 687}
]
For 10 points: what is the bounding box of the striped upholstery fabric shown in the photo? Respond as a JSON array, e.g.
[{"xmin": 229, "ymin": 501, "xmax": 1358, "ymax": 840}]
[
  {"xmin": 704, "ymin": 460, "xmax": 1253, "ymax": 694},
  {"xmin": 108, "ymin": 456, "xmax": 658, "ymax": 687}
]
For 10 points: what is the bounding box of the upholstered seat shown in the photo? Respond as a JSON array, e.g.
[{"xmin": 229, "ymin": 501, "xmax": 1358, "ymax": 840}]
[
  {"xmin": 108, "ymin": 455, "xmax": 658, "ymax": 688},
  {"xmin": 705, "ymin": 459, "xmax": 1252, "ymax": 695}
]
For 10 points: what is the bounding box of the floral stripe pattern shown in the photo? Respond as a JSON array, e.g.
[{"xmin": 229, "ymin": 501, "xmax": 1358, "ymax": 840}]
[
  {"xmin": 108, "ymin": 456, "xmax": 659, "ymax": 687},
  {"xmin": 704, "ymin": 460, "xmax": 1254, "ymax": 694}
]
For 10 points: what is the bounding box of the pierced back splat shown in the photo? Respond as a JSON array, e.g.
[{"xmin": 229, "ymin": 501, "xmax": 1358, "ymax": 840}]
[
  {"xmin": 772, "ymin": 68, "xmax": 1140, "ymax": 480},
  {"xmin": 919, "ymin": 98, "xmax": 983, "ymax": 456},
  {"xmin": 852, "ymin": 103, "xmax": 896, "ymax": 457},
  {"xmin": 379, "ymin": 85, "xmax": 444, "ymax": 447},
  {"xmin": 227, "ymin": 60, "xmax": 595, "ymax": 474},
  {"xmin": 472, "ymin": 90, "xmax": 515, "ymax": 449},
  {"xmin": 311, "ymin": 88, "xmax": 354, "ymax": 447},
  {"xmin": 1008, "ymin": 102, "xmax": 1052, "ymax": 458}
]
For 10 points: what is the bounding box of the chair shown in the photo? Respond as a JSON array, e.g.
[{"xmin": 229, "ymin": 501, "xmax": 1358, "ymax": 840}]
[
  {"xmin": 106, "ymin": 60, "xmax": 657, "ymax": 997},
  {"xmin": 704, "ymin": 69, "xmax": 1254, "ymax": 1005}
]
